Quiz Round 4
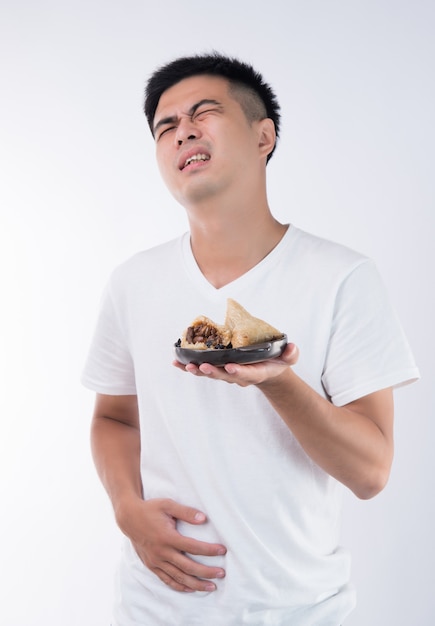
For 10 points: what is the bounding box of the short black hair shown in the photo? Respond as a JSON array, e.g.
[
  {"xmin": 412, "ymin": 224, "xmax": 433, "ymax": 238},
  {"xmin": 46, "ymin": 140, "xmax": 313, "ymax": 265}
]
[{"xmin": 144, "ymin": 52, "xmax": 281, "ymax": 162}]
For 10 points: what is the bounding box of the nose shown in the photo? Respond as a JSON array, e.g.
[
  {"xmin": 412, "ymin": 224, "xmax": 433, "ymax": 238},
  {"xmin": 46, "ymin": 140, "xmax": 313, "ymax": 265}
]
[{"xmin": 175, "ymin": 116, "xmax": 201, "ymax": 146}]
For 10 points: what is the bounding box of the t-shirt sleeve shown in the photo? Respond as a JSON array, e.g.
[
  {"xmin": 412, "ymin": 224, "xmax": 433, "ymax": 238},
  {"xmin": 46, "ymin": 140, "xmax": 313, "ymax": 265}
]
[
  {"xmin": 322, "ymin": 259, "xmax": 420, "ymax": 406},
  {"xmin": 81, "ymin": 281, "xmax": 137, "ymax": 396}
]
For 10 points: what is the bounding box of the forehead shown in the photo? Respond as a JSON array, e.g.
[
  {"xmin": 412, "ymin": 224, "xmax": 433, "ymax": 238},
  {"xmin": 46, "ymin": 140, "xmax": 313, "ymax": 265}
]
[{"xmin": 154, "ymin": 75, "xmax": 232, "ymax": 118}]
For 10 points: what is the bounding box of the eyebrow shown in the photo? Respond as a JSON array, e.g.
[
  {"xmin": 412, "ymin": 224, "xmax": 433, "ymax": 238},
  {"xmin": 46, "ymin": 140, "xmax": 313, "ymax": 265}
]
[{"xmin": 153, "ymin": 99, "xmax": 222, "ymax": 135}]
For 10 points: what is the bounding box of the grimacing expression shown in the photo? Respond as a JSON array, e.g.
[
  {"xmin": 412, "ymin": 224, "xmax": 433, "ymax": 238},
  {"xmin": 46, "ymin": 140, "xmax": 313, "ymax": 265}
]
[{"xmin": 153, "ymin": 75, "xmax": 275, "ymax": 206}]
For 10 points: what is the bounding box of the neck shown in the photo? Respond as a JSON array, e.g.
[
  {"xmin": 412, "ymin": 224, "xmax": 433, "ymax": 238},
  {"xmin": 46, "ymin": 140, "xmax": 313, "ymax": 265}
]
[{"xmin": 187, "ymin": 195, "xmax": 288, "ymax": 288}]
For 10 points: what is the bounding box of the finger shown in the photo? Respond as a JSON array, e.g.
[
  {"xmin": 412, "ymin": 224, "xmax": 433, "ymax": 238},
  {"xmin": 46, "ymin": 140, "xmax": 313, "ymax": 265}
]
[
  {"xmin": 172, "ymin": 360, "xmax": 205, "ymax": 375},
  {"xmin": 162, "ymin": 500, "xmax": 227, "ymax": 556},
  {"xmin": 172, "ymin": 360, "xmax": 188, "ymax": 372},
  {"xmin": 160, "ymin": 561, "xmax": 222, "ymax": 593},
  {"xmin": 171, "ymin": 552, "xmax": 226, "ymax": 581},
  {"xmin": 173, "ymin": 360, "xmax": 206, "ymax": 376},
  {"xmin": 198, "ymin": 363, "xmax": 230, "ymax": 379},
  {"xmin": 175, "ymin": 534, "xmax": 227, "ymax": 557},
  {"xmin": 279, "ymin": 342, "xmax": 299, "ymax": 365},
  {"xmin": 154, "ymin": 566, "xmax": 196, "ymax": 593},
  {"xmin": 221, "ymin": 360, "xmax": 289, "ymax": 386},
  {"xmin": 135, "ymin": 541, "xmax": 225, "ymax": 589},
  {"xmin": 162, "ymin": 500, "xmax": 208, "ymax": 525}
]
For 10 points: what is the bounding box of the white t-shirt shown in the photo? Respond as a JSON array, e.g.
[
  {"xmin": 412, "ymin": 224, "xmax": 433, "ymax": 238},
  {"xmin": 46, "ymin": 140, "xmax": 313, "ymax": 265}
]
[{"xmin": 82, "ymin": 226, "xmax": 419, "ymax": 626}]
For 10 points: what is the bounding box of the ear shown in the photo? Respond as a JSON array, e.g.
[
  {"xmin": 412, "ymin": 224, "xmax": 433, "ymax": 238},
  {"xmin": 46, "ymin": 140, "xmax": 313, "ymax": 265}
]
[{"xmin": 257, "ymin": 118, "xmax": 276, "ymax": 159}]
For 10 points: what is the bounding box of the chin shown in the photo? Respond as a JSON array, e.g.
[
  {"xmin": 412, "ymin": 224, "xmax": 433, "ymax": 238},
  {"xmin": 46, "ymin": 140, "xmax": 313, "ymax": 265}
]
[{"xmin": 175, "ymin": 181, "xmax": 223, "ymax": 206}]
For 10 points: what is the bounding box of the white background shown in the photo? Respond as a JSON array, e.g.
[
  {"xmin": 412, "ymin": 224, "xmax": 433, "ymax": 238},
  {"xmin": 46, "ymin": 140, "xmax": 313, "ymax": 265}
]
[{"xmin": 0, "ymin": 1, "xmax": 433, "ymax": 624}]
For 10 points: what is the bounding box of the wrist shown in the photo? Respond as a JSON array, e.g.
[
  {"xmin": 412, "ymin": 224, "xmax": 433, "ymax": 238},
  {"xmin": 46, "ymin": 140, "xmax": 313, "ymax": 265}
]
[
  {"xmin": 256, "ymin": 364, "xmax": 293, "ymax": 392},
  {"xmin": 114, "ymin": 493, "xmax": 145, "ymax": 534}
]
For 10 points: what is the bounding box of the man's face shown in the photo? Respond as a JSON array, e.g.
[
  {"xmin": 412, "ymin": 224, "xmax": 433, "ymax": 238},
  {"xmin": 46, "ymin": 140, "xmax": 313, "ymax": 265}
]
[{"xmin": 153, "ymin": 75, "xmax": 266, "ymax": 207}]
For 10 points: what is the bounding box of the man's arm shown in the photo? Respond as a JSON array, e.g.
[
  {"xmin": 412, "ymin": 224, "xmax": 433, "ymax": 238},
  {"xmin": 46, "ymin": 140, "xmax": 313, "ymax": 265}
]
[
  {"xmin": 175, "ymin": 343, "xmax": 394, "ymax": 499},
  {"xmin": 257, "ymin": 365, "xmax": 394, "ymax": 499},
  {"xmin": 91, "ymin": 393, "xmax": 226, "ymax": 592}
]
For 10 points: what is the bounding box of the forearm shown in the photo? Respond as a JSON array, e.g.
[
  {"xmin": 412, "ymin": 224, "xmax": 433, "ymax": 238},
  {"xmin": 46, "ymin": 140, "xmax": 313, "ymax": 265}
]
[
  {"xmin": 90, "ymin": 395, "xmax": 227, "ymax": 593},
  {"xmin": 257, "ymin": 368, "xmax": 394, "ymax": 499},
  {"xmin": 176, "ymin": 343, "xmax": 394, "ymax": 498},
  {"xmin": 91, "ymin": 412, "xmax": 143, "ymax": 520}
]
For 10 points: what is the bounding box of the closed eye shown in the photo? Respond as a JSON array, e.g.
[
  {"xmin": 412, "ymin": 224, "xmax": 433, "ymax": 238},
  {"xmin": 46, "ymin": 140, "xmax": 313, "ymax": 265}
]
[
  {"xmin": 157, "ymin": 126, "xmax": 176, "ymax": 140},
  {"xmin": 194, "ymin": 107, "xmax": 219, "ymax": 120}
]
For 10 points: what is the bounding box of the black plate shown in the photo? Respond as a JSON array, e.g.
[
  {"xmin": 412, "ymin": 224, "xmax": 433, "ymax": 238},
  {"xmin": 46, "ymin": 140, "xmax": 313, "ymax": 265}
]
[{"xmin": 174, "ymin": 335, "xmax": 288, "ymax": 367}]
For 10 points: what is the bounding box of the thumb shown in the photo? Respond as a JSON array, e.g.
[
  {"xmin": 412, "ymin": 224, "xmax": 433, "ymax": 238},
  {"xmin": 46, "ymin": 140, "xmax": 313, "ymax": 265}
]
[
  {"xmin": 281, "ymin": 342, "xmax": 299, "ymax": 365},
  {"xmin": 164, "ymin": 499, "xmax": 207, "ymax": 525}
]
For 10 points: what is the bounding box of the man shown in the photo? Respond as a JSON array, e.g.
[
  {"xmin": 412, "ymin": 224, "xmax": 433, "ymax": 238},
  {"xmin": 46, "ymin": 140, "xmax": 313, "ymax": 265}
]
[{"xmin": 82, "ymin": 53, "xmax": 419, "ymax": 625}]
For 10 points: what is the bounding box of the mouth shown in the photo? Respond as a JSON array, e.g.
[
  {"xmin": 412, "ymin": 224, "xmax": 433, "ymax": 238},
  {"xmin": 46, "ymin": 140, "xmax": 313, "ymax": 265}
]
[{"xmin": 180, "ymin": 152, "xmax": 211, "ymax": 171}]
